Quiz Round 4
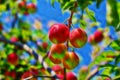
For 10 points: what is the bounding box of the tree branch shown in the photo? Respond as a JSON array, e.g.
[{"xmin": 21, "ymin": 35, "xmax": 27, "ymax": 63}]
[{"xmin": 0, "ymin": 36, "xmax": 58, "ymax": 79}]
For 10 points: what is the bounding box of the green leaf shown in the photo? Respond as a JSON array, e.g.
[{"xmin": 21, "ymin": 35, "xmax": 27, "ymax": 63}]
[
  {"xmin": 89, "ymin": 50, "xmax": 116, "ymax": 70},
  {"xmin": 62, "ymin": 1, "xmax": 75, "ymax": 10},
  {"xmin": 115, "ymin": 55, "xmax": 120, "ymax": 65},
  {"xmin": 77, "ymin": 0, "xmax": 93, "ymax": 10},
  {"xmin": 86, "ymin": 8, "xmax": 96, "ymax": 22},
  {"xmin": 107, "ymin": 0, "xmax": 119, "ymax": 27},
  {"xmin": 110, "ymin": 39, "xmax": 120, "ymax": 51},
  {"xmin": 116, "ymin": 23, "xmax": 120, "ymax": 31},
  {"xmin": 80, "ymin": 20, "xmax": 87, "ymax": 29},
  {"xmin": 51, "ymin": 0, "xmax": 55, "ymax": 6}
]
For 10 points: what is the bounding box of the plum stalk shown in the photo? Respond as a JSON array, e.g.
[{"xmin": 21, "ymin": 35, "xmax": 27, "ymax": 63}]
[{"xmin": 64, "ymin": 2, "xmax": 77, "ymax": 80}]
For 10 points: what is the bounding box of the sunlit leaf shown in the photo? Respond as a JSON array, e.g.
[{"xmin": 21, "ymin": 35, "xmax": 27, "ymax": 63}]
[
  {"xmin": 110, "ymin": 39, "xmax": 120, "ymax": 51},
  {"xmin": 107, "ymin": 0, "xmax": 119, "ymax": 27},
  {"xmin": 62, "ymin": 1, "xmax": 75, "ymax": 10},
  {"xmin": 86, "ymin": 8, "xmax": 96, "ymax": 22},
  {"xmin": 89, "ymin": 50, "xmax": 116, "ymax": 70},
  {"xmin": 80, "ymin": 19, "xmax": 87, "ymax": 29}
]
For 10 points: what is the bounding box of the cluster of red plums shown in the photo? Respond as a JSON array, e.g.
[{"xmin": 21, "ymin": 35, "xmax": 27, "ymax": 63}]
[
  {"xmin": 18, "ymin": 0, "xmax": 36, "ymax": 15},
  {"xmin": 48, "ymin": 23, "xmax": 88, "ymax": 69},
  {"xmin": 5, "ymin": 23, "xmax": 104, "ymax": 80}
]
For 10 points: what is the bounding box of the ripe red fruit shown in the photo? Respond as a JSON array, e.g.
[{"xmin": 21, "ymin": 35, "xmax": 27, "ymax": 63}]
[
  {"xmin": 48, "ymin": 44, "xmax": 67, "ymax": 64},
  {"xmin": 10, "ymin": 36, "xmax": 18, "ymax": 42},
  {"xmin": 62, "ymin": 51, "xmax": 79, "ymax": 70},
  {"xmin": 42, "ymin": 42, "xmax": 48, "ymax": 49},
  {"xmin": 88, "ymin": 30, "xmax": 104, "ymax": 44},
  {"xmin": 52, "ymin": 65, "xmax": 64, "ymax": 74},
  {"xmin": 94, "ymin": 29, "xmax": 104, "ymax": 43},
  {"xmin": 66, "ymin": 72, "xmax": 77, "ymax": 80},
  {"xmin": 21, "ymin": 71, "xmax": 37, "ymax": 80},
  {"xmin": 5, "ymin": 70, "xmax": 16, "ymax": 80},
  {"xmin": 18, "ymin": 1, "xmax": 26, "ymax": 9},
  {"xmin": 49, "ymin": 23, "xmax": 69, "ymax": 43},
  {"xmin": 27, "ymin": 3, "xmax": 36, "ymax": 13},
  {"xmin": 7, "ymin": 53, "xmax": 19, "ymax": 65},
  {"xmin": 69, "ymin": 28, "xmax": 87, "ymax": 48}
]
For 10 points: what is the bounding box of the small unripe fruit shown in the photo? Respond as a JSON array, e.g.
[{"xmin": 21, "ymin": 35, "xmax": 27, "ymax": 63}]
[
  {"xmin": 49, "ymin": 44, "xmax": 67, "ymax": 64},
  {"xmin": 62, "ymin": 51, "xmax": 79, "ymax": 70},
  {"xmin": 7, "ymin": 53, "xmax": 19, "ymax": 65},
  {"xmin": 49, "ymin": 23, "xmax": 69, "ymax": 43},
  {"xmin": 69, "ymin": 28, "xmax": 87, "ymax": 48}
]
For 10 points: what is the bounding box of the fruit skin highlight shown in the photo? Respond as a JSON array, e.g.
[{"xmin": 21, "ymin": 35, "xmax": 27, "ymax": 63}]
[
  {"xmin": 62, "ymin": 51, "xmax": 80, "ymax": 70},
  {"xmin": 7, "ymin": 52, "xmax": 19, "ymax": 66},
  {"xmin": 49, "ymin": 23, "xmax": 69, "ymax": 44},
  {"xmin": 49, "ymin": 44, "xmax": 67, "ymax": 64},
  {"xmin": 69, "ymin": 28, "xmax": 87, "ymax": 48}
]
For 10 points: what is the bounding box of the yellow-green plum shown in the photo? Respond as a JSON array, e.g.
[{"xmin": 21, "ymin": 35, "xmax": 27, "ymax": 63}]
[
  {"xmin": 62, "ymin": 51, "xmax": 79, "ymax": 70},
  {"xmin": 49, "ymin": 44, "xmax": 67, "ymax": 64}
]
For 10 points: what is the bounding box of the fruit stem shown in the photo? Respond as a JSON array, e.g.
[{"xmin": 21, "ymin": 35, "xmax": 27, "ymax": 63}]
[
  {"xmin": 68, "ymin": 10, "xmax": 74, "ymax": 28},
  {"xmin": 64, "ymin": 67, "xmax": 67, "ymax": 80},
  {"xmin": 64, "ymin": 2, "xmax": 77, "ymax": 80}
]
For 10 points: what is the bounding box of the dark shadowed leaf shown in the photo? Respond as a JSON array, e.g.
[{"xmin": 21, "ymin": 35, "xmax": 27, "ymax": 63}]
[{"xmin": 96, "ymin": 0, "xmax": 103, "ymax": 8}]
